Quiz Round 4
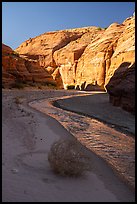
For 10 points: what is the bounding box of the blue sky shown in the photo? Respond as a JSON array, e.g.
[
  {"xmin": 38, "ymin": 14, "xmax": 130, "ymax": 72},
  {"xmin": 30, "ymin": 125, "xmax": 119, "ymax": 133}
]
[{"xmin": 2, "ymin": 2, "xmax": 135, "ymax": 50}]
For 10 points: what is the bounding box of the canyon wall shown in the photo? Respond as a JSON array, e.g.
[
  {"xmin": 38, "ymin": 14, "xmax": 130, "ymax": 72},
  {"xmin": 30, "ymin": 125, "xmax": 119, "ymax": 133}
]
[
  {"xmin": 2, "ymin": 15, "xmax": 135, "ymax": 112},
  {"xmin": 2, "ymin": 44, "xmax": 56, "ymax": 88},
  {"xmin": 14, "ymin": 16, "xmax": 135, "ymax": 91}
]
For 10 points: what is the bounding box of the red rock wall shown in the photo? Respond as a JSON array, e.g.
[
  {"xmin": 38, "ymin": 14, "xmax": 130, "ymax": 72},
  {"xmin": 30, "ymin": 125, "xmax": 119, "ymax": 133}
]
[
  {"xmin": 2, "ymin": 43, "xmax": 56, "ymax": 88},
  {"xmin": 2, "ymin": 16, "xmax": 135, "ymax": 113}
]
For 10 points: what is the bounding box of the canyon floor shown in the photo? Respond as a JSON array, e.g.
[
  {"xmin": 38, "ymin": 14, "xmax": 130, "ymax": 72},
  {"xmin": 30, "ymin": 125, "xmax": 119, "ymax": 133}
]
[{"xmin": 2, "ymin": 89, "xmax": 135, "ymax": 202}]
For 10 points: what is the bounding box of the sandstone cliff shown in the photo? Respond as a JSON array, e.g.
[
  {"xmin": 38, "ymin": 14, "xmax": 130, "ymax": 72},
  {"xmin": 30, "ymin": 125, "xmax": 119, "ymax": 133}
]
[
  {"xmin": 2, "ymin": 44, "xmax": 56, "ymax": 88},
  {"xmin": 105, "ymin": 16, "xmax": 135, "ymax": 86},
  {"xmin": 2, "ymin": 15, "xmax": 135, "ymax": 113},
  {"xmin": 105, "ymin": 16, "xmax": 135, "ymax": 114},
  {"xmin": 15, "ymin": 27, "xmax": 104, "ymax": 89},
  {"xmin": 14, "ymin": 16, "xmax": 135, "ymax": 91},
  {"xmin": 106, "ymin": 62, "xmax": 135, "ymax": 114}
]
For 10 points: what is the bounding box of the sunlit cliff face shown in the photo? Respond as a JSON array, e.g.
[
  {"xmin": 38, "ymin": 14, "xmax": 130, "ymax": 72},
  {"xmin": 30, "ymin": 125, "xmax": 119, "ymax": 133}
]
[{"xmin": 2, "ymin": 15, "xmax": 134, "ymax": 92}]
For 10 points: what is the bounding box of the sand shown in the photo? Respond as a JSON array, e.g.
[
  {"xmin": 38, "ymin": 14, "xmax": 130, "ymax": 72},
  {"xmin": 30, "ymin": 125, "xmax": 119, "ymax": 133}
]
[
  {"xmin": 54, "ymin": 91, "xmax": 135, "ymax": 135},
  {"xmin": 2, "ymin": 89, "xmax": 135, "ymax": 202}
]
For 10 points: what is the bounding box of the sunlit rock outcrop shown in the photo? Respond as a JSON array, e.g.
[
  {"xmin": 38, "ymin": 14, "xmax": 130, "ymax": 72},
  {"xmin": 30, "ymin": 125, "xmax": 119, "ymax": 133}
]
[
  {"xmin": 2, "ymin": 15, "xmax": 135, "ymax": 113},
  {"xmin": 2, "ymin": 43, "xmax": 55, "ymax": 88}
]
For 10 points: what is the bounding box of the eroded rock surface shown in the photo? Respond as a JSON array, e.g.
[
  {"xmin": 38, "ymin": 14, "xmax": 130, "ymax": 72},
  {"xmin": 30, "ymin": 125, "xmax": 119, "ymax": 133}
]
[
  {"xmin": 2, "ymin": 44, "xmax": 56, "ymax": 88},
  {"xmin": 14, "ymin": 16, "xmax": 135, "ymax": 90},
  {"xmin": 2, "ymin": 15, "xmax": 135, "ymax": 113},
  {"xmin": 106, "ymin": 62, "xmax": 135, "ymax": 114}
]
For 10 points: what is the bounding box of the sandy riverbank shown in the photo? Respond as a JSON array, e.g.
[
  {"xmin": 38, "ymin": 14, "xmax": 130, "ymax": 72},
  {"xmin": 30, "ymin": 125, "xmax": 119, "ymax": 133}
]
[{"xmin": 2, "ymin": 89, "xmax": 135, "ymax": 202}]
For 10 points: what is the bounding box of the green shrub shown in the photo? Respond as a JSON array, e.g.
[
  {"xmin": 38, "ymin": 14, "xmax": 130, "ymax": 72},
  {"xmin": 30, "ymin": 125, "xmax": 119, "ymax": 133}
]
[
  {"xmin": 46, "ymin": 83, "xmax": 57, "ymax": 88},
  {"xmin": 12, "ymin": 81, "xmax": 26, "ymax": 89},
  {"xmin": 29, "ymin": 38, "xmax": 32, "ymax": 42},
  {"xmin": 12, "ymin": 51, "xmax": 19, "ymax": 57},
  {"xmin": 14, "ymin": 96, "xmax": 23, "ymax": 104},
  {"xmin": 48, "ymin": 139, "xmax": 90, "ymax": 177},
  {"xmin": 97, "ymin": 27, "xmax": 102, "ymax": 30},
  {"xmin": 66, "ymin": 85, "xmax": 75, "ymax": 90}
]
